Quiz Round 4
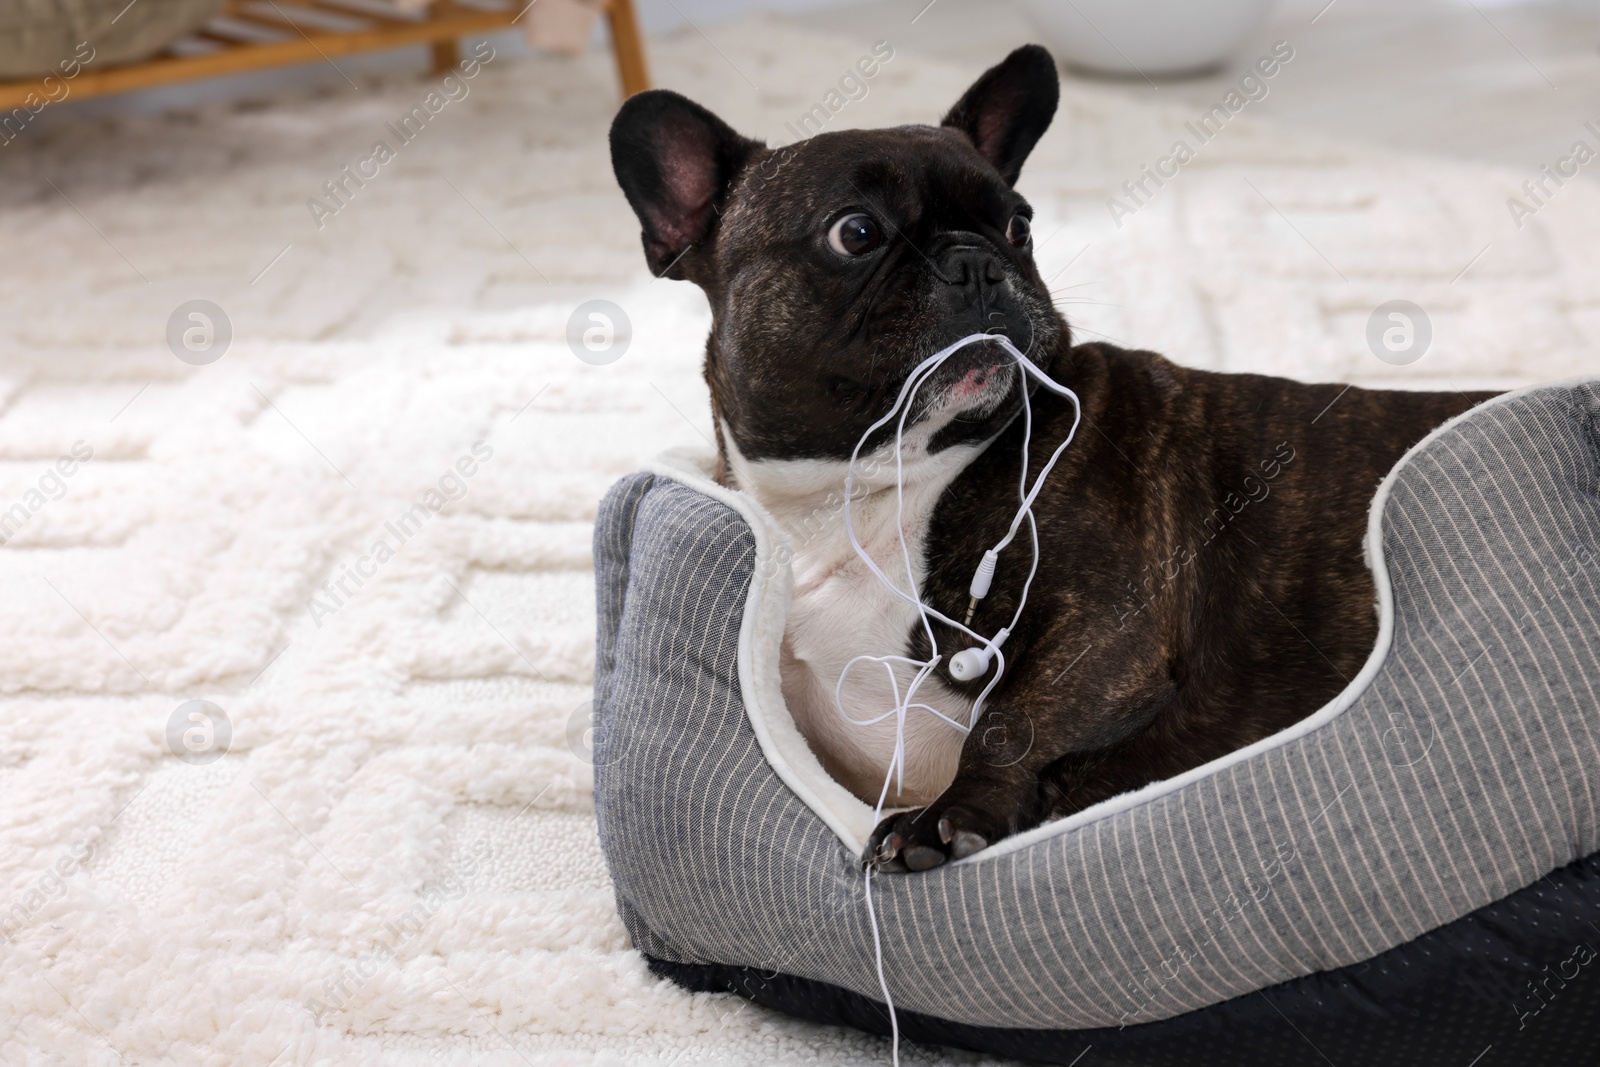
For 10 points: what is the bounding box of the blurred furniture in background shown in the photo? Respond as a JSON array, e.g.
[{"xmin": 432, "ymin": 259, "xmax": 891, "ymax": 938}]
[
  {"xmin": 0, "ymin": 0, "xmax": 229, "ymax": 77},
  {"xmin": 0, "ymin": 0, "xmax": 649, "ymax": 110}
]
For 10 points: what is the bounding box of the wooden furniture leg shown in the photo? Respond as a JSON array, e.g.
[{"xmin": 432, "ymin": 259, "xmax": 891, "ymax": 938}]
[
  {"xmin": 430, "ymin": 36, "xmax": 460, "ymax": 75},
  {"xmin": 604, "ymin": 0, "xmax": 650, "ymax": 97}
]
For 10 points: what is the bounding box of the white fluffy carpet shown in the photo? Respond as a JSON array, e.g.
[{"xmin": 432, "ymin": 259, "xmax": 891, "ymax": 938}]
[{"xmin": 0, "ymin": 14, "xmax": 1595, "ymax": 1067}]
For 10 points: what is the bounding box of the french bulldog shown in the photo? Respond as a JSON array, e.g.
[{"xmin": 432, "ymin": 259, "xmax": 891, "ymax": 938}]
[{"xmin": 608, "ymin": 45, "xmax": 1493, "ymax": 871}]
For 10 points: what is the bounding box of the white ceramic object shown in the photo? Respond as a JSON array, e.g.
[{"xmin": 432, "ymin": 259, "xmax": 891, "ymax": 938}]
[{"xmin": 1018, "ymin": 0, "xmax": 1276, "ymax": 78}]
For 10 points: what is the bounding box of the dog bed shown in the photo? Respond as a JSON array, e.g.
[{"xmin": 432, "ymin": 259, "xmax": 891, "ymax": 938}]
[{"xmin": 591, "ymin": 380, "xmax": 1600, "ymax": 1064}]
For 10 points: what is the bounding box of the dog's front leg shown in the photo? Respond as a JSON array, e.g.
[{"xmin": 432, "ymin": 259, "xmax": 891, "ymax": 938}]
[
  {"xmin": 865, "ymin": 700, "xmax": 1056, "ymax": 871},
  {"xmin": 865, "ymin": 632, "xmax": 1176, "ymax": 871}
]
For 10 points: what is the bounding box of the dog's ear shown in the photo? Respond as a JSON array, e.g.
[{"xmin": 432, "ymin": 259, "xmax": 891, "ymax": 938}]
[
  {"xmin": 609, "ymin": 90, "xmax": 762, "ymax": 281},
  {"xmin": 940, "ymin": 45, "xmax": 1059, "ymax": 186}
]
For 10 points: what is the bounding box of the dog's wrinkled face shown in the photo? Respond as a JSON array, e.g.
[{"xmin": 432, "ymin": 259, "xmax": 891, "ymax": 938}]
[{"xmin": 610, "ymin": 46, "xmax": 1065, "ymax": 468}]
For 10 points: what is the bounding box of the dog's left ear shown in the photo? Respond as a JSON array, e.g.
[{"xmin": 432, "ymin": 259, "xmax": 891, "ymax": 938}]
[
  {"xmin": 610, "ymin": 90, "xmax": 762, "ymax": 281},
  {"xmin": 941, "ymin": 45, "xmax": 1059, "ymax": 186}
]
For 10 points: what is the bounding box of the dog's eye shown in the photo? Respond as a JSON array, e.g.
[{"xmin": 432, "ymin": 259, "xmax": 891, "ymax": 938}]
[
  {"xmin": 1006, "ymin": 214, "xmax": 1032, "ymax": 248},
  {"xmin": 827, "ymin": 213, "xmax": 883, "ymax": 257}
]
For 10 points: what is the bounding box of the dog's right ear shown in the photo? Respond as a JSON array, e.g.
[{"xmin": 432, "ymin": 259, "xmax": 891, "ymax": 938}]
[
  {"xmin": 610, "ymin": 90, "xmax": 762, "ymax": 281},
  {"xmin": 941, "ymin": 45, "xmax": 1059, "ymax": 187}
]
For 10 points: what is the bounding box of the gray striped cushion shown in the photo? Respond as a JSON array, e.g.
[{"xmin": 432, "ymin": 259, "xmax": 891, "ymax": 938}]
[{"xmin": 592, "ymin": 382, "xmax": 1600, "ymax": 1029}]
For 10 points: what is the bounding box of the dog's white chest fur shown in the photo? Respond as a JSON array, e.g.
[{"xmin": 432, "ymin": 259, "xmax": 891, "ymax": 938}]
[{"xmin": 727, "ymin": 433, "xmax": 982, "ymax": 807}]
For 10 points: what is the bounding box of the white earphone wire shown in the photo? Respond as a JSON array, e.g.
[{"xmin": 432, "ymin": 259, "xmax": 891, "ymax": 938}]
[{"xmin": 827, "ymin": 332, "xmax": 1080, "ymax": 1067}]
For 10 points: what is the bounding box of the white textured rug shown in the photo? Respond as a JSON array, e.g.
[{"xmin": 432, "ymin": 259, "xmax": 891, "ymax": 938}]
[{"xmin": 0, "ymin": 14, "xmax": 1595, "ymax": 1067}]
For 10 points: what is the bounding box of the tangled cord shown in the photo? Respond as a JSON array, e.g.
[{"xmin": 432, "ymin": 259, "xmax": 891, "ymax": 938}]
[{"xmin": 831, "ymin": 332, "xmax": 1081, "ymax": 1064}]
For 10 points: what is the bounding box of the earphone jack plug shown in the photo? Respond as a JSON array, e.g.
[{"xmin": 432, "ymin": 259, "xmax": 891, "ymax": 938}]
[{"xmin": 965, "ymin": 549, "xmax": 999, "ymax": 628}]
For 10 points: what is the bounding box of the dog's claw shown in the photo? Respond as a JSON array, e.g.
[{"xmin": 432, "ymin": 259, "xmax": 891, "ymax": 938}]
[
  {"xmin": 871, "ymin": 831, "xmax": 903, "ymax": 866},
  {"xmin": 949, "ymin": 829, "xmax": 989, "ymax": 860},
  {"xmin": 871, "ymin": 806, "xmax": 997, "ymax": 872}
]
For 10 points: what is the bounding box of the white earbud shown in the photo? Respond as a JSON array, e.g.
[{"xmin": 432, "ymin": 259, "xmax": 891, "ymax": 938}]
[
  {"xmin": 948, "ymin": 647, "xmax": 992, "ymax": 681},
  {"xmin": 948, "ymin": 627, "xmax": 1009, "ymax": 682}
]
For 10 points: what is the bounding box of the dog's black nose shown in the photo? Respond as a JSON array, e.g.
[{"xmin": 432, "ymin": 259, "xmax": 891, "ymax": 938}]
[{"xmin": 936, "ymin": 243, "xmax": 1007, "ymax": 289}]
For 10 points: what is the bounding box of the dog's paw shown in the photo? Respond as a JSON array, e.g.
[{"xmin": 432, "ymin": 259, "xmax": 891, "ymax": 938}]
[{"xmin": 865, "ymin": 804, "xmax": 999, "ymax": 872}]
